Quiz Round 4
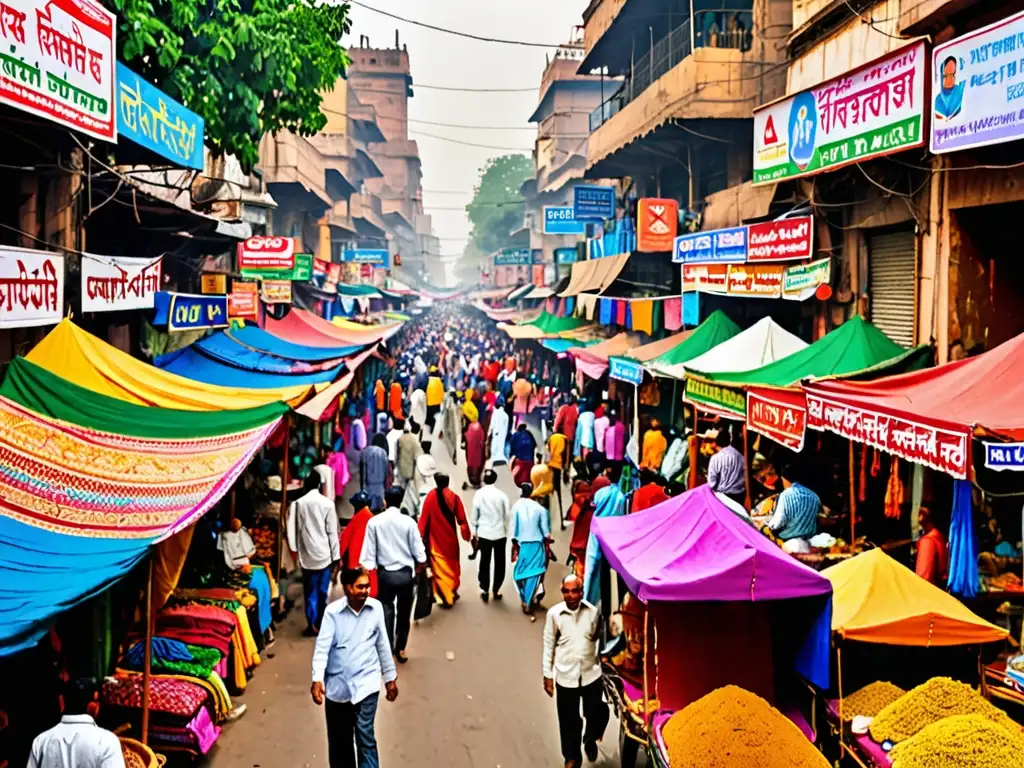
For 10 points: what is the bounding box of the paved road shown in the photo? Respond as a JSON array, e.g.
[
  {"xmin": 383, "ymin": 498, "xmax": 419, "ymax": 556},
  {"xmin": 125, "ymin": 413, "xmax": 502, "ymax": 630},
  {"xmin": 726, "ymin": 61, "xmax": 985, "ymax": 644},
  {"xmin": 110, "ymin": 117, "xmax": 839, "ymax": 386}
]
[{"xmin": 208, "ymin": 432, "xmax": 627, "ymax": 768}]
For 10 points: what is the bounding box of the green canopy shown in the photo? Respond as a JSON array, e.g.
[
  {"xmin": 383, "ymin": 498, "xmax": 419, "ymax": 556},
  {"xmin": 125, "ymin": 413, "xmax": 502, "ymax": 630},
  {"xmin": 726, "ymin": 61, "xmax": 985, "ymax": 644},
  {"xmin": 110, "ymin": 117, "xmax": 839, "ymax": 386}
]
[
  {"xmin": 0, "ymin": 357, "xmax": 288, "ymax": 438},
  {"xmin": 522, "ymin": 311, "xmax": 585, "ymax": 334},
  {"xmin": 336, "ymin": 284, "xmax": 381, "ymax": 298},
  {"xmin": 649, "ymin": 310, "xmax": 741, "ymax": 368},
  {"xmin": 694, "ymin": 314, "xmax": 931, "ymax": 387}
]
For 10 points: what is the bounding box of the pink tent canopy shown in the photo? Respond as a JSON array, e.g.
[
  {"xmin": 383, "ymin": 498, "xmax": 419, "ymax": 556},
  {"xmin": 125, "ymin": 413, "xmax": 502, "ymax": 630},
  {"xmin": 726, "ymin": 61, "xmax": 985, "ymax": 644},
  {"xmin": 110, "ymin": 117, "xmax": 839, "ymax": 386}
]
[
  {"xmin": 266, "ymin": 308, "xmax": 399, "ymax": 347},
  {"xmin": 592, "ymin": 486, "xmax": 832, "ymax": 603},
  {"xmin": 568, "ymin": 333, "xmax": 638, "ymax": 380}
]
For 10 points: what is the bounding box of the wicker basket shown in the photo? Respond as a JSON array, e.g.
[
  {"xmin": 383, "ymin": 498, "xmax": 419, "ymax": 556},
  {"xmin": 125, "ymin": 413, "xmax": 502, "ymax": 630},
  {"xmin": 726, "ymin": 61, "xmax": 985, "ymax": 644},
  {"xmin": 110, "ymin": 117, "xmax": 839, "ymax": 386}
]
[{"xmin": 120, "ymin": 738, "xmax": 166, "ymax": 768}]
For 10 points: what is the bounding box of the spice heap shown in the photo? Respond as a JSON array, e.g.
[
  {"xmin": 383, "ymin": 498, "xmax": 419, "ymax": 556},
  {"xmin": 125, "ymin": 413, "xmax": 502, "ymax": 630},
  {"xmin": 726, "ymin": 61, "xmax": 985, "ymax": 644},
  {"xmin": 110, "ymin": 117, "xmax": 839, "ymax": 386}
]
[
  {"xmin": 842, "ymin": 681, "xmax": 905, "ymax": 720},
  {"xmin": 870, "ymin": 677, "xmax": 1019, "ymax": 744},
  {"xmin": 661, "ymin": 685, "xmax": 829, "ymax": 768},
  {"xmin": 890, "ymin": 714, "xmax": 1024, "ymax": 768}
]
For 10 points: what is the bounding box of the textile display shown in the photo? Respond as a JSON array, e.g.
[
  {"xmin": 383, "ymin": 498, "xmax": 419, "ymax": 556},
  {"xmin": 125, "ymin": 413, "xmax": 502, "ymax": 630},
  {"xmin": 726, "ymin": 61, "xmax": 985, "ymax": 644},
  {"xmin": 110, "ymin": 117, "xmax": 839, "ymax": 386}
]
[
  {"xmin": 664, "ymin": 298, "xmax": 682, "ymax": 331},
  {"xmin": 102, "ymin": 674, "xmax": 209, "ymax": 718},
  {"xmin": 599, "ymin": 299, "xmax": 612, "ymax": 325},
  {"xmin": 615, "ymin": 301, "xmax": 627, "ymax": 326},
  {"xmin": 947, "ymin": 479, "xmax": 979, "ymax": 599},
  {"xmin": 155, "ymin": 345, "xmax": 344, "ymax": 387}
]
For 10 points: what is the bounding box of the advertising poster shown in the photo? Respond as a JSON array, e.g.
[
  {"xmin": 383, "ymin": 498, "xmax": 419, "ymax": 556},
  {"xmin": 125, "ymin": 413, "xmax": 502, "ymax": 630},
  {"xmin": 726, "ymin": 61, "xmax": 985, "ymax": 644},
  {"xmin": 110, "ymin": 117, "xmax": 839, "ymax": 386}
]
[{"xmin": 637, "ymin": 198, "xmax": 679, "ymax": 252}]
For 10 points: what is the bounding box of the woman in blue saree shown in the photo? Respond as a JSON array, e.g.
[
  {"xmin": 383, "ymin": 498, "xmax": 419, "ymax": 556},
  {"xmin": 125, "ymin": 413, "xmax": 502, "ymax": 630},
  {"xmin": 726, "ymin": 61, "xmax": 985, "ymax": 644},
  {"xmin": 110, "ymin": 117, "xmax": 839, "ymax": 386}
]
[{"xmin": 511, "ymin": 482, "xmax": 551, "ymax": 621}]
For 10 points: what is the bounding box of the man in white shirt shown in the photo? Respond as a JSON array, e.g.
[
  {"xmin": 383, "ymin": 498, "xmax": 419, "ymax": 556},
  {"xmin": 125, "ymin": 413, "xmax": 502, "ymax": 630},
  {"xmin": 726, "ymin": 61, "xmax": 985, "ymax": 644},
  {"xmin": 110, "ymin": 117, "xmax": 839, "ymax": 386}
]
[
  {"xmin": 542, "ymin": 574, "xmax": 609, "ymax": 768},
  {"xmin": 312, "ymin": 568, "xmax": 398, "ymax": 768},
  {"xmin": 360, "ymin": 487, "xmax": 427, "ymax": 663},
  {"xmin": 470, "ymin": 469, "xmax": 511, "ymax": 602},
  {"xmin": 287, "ymin": 473, "xmax": 341, "ymax": 636},
  {"xmin": 386, "ymin": 417, "xmax": 404, "ymax": 463},
  {"xmin": 28, "ymin": 678, "xmax": 125, "ymax": 768}
]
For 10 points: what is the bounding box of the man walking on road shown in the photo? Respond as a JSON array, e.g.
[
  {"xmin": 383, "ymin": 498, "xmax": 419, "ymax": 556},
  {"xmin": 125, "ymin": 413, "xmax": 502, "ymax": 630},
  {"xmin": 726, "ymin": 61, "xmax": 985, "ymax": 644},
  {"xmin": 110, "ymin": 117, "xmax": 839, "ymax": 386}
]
[
  {"xmin": 543, "ymin": 574, "xmax": 609, "ymax": 768},
  {"xmin": 287, "ymin": 472, "xmax": 340, "ymax": 636},
  {"xmin": 360, "ymin": 487, "xmax": 426, "ymax": 663},
  {"xmin": 470, "ymin": 469, "xmax": 510, "ymax": 602},
  {"xmin": 312, "ymin": 568, "xmax": 398, "ymax": 768}
]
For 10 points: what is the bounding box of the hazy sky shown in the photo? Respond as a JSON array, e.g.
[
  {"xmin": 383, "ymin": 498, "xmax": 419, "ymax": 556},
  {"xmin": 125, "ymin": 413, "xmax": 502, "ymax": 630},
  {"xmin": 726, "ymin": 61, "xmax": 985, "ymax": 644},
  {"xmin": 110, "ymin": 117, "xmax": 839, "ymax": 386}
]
[{"xmin": 343, "ymin": 1, "xmax": 588, "ymax": 257}]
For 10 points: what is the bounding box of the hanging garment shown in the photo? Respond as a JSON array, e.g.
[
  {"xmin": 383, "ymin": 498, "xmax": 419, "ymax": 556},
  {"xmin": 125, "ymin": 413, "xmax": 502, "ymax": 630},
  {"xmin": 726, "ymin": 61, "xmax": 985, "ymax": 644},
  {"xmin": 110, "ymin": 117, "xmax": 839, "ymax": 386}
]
[
  {"xmin": 664, "ymin": 298, "xmax": 683, "ymax": 331},
  {"xmin": 615, "ymin": 301, "xmax": 627, "ymax": 326},
  {"xmin": 599, "ymin": 299, "xmax": 613, "ymax": 325},
  {"xmin": 884, "ymin": 457, "xmax": 904, "ymax": 519},
  {"xmin": 631, "ymin": 300, "xmax": 654, "ymax": 334}
]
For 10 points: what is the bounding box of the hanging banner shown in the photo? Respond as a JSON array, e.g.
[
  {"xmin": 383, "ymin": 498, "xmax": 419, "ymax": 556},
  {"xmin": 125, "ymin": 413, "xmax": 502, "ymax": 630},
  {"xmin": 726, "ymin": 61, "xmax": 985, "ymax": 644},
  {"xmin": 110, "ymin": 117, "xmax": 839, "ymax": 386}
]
[
  {"xmin": 237, "ymin": 236, "xmax": 296, "ymax": 271},
  {"xmin": 931, "ymin": 10, "xmax": 1024, "ymax": 154},
  {"xmin": 782, "ymin": 257, "xmax": 831, "ymax": 300},
  {"xmin": 494, "ymin": 248, "xmax": 531, "ymax": 266},
  {"xmin": 227, "ymin": 281, "xmax": 257, "ymax": 320},
  {"xmin": 684, "ymin": 378, "xmax": 746, "ymax": 418},
  {"xmin": 572, "ymin": 185, "xmax": 615, "ymax": 220},
  {"xmin": 753, "ymin": 41, "xmax": 926, "ymax": 184},
  {"xmin": 984, "ymin": 442, "xmax": 1024, "ymax": 472},
  {"xmin": 544, "ymin": 206, "xmax": 586, "ymax": 235},
  {"xmin": 115, "ymin": 62, "xmax": 203, "ymax": 169},
  {"xmin": 340, "ymin": 249, "xmax": 389, "ymax": 266},
  {"xmin": 674, "ymin": 226, "xmax": 748, "ymax": 264},
  {"xmin": 747, "ymin": 216, "xmax": 814, "ymax": 262},
  {"xmin": 0, "ymin": 247, "xmax": 63, "ymax": 328},
  {"xmin": 0, "ymin": 0, "xmax": 117, "ymax": 141},
  {"xmin": 260, "ymin": 280, "xmax": 292, "ymax": 304},
  {"xmin": 747, "ymin": 388, "xmax": 807, "ymax": 451},
  {"xmin": 154, "ymin": 291, "xmax": 228, "ymax": 332},
  {"xmin": 727, "ymin": 264, "xmax": 785, "ymax": 298},
  {"xmin": 80, "ymin": 253, "xmax": 160, "ymax": 313},
  {"xmin": 805, "ymin": 392, "xmax": 969, "ymax": 478},
  {"xmin": 637, "ymin": 198, "xmax": 679, "ymax": 252},
  {"xmin": 200, "ymin": 273, "xmax": 226, "ymax": 294},
  {"xmin": 609, "ymin": 356, "xmax": 645, "ymax": 386}
]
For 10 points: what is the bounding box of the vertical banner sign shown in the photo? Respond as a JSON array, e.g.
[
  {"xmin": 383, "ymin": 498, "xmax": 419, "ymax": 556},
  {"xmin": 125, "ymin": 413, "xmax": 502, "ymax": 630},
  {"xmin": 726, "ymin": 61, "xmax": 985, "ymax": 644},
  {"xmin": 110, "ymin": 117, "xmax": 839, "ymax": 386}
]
[
  {"xmin": 746, "ymin": 217, "xmax": 814, "ymax": 262},
  {"xmin": 237, "ymin": 236, "xmax": 296, "ymax": 271},
  {"xmin": 0, "ymin": 247, "xmax": 63, "ymax": 327},
  {"xmin": 115, "ymin": 62, "xmax": 203, "ymax": 169},
  {"xmin": 753, "ymin": 41, "xmax": 926, "ymax": 184},
  {"xmin": 0, "ymin": 0, "xmax": 117, "ymax": 141},
  {"xmin": 81, "ymin": 254, "xmax": 161, "ymax": 312},
  {"xmin": 637, "ymin": 198, "xmax": 679, "ymax": 252},
  {"xmin": 228, "ymin": 281, "xmax": 257, "ymax": 320},
  {"xmin": 931, "ymin": 10, "xmax": 1024, "ymax": 154},
  {"xmin": 572, "ymin": 185, "xmax": 616, "ymax": 220}
]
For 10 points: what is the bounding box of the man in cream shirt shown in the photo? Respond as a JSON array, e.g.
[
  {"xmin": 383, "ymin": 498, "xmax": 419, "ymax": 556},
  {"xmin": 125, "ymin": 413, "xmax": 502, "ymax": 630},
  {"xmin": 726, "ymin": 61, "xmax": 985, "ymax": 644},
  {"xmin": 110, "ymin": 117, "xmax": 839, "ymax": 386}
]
[{"xmin": 470, "ymin": 469, "xmax": 511, "ymax": 602}]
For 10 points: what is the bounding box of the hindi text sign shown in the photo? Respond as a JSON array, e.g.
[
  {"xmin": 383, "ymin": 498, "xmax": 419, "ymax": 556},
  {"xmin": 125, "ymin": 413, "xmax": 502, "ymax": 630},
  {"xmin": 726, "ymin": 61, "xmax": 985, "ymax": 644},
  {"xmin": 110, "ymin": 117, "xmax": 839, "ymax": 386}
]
[
  {"xmin": 0, "ymin": 246, "xmax": 63, "ymax": 327},
  {"xmin": 116, "ymin": 62, "xmax": 203, "ymax": 169},
  {"xmin": 81, "ymin": 254, "xmax": 160, "ymax": 312}
]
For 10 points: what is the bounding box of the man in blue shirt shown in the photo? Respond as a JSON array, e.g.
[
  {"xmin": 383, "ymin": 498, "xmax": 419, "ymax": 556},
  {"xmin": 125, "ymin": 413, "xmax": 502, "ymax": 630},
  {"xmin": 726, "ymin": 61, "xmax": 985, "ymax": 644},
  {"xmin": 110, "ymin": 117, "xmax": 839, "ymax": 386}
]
[
  {"xmin": 312, "ymin": 568, "xmax": 399, "ymax": 768},
  {"xmin": 768, "ymin": 464, "xmax": 820, "ymax": 545}
]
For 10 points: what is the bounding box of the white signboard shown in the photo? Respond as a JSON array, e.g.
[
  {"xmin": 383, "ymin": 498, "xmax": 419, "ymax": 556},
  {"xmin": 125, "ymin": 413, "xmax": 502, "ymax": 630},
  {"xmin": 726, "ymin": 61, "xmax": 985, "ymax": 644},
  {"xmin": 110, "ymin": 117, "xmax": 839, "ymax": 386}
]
[
  {"xmin": 81, "ymin": 253, "xmax": 161, "ymax": 312},
  {"xmin": 0, "ymin": 247, "xmax": 64, "ymax": 327}
]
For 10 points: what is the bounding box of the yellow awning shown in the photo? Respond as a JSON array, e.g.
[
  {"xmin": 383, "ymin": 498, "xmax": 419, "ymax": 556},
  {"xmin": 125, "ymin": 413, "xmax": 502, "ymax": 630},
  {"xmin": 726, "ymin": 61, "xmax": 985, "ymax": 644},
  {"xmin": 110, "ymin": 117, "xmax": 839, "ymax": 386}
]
[
  {"xmin": 26, "ymin": 320, "xmax": 314, "ymax": 410},
  {"xmin": 559, "ymin": 254, "xmax": 630, "ymax": 297}
]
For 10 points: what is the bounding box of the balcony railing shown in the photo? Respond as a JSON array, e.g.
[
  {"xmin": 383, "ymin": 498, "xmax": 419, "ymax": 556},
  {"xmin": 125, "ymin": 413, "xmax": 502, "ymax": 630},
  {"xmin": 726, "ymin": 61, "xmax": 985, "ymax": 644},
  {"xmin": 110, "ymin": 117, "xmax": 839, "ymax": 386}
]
[{"xmin": 589, "ymin": 9, "xmax": 753, "ymax": 132}]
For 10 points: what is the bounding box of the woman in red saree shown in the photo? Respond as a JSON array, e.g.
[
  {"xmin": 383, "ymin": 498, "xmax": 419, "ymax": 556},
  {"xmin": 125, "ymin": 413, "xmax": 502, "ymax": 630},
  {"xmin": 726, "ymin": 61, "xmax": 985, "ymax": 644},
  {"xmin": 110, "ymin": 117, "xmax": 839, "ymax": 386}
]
[
  {"xmin": 569, "ymin": 475, "xmax": 610, "ymax": 582},
  {"xmin": 418, "ymin": 473, "xmax": 471, "ymax": 607},
  {"xmin": 389, "ymin": 381, "xmax": 404, "ymax": 421},
  {"xmin": 338, "ymin": 490, "xmax": 377, "ymax": 597},
  {"xmin": 463, "ymin": 414, "xmax": 486, "ymax": 490}
]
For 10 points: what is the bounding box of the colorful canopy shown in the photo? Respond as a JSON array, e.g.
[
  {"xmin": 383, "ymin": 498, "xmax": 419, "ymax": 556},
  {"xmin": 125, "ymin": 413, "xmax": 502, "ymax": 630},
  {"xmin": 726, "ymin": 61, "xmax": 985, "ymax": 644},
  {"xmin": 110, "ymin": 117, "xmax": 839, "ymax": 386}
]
[
  {"xmin": 26, "ymin": 320, "xmax": 313, "ymax": 409},
  {"xmin": 266, "ymin": 308, "xmax": 400, "ymax": 348},
  {"xmin": 227, "ymin": 325, "xmax": 362, "ymax": 362},
  {"xmin": 569, "ymin": 333, "xmax": 641, "ymax": 379},
  {"xmin": 653, "ymin": 317, "xmax": 806, "ymax": 380},
  {"xmin": 501, "ymin": 311, "xmax": 588, "ymax": 340},
  {"xmin": 625, "ymin": 329, "xmax": 694, "ymax": 363},
  {"xmin": 541, "ymin": 338, "xmax": 600, "ymax": 354},
  {"xmin": 155, "ymin": 346, "xmax": 345, "ymax": 387},
  {"xmin": 823, "ymin": 549, "xmax": 1007, "ymax": 646},
  {"xmin": 646, "ymin": 310, "xmax": 741, "ymax": 373}
]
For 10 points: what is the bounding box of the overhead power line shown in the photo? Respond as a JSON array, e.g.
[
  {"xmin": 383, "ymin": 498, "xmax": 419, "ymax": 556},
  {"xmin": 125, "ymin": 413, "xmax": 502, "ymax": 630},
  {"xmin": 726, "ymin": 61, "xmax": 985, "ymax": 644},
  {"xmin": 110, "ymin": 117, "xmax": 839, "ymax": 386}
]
[
  {"xmin": 349, "ymin": 1, "xmax": 564, "ymax": 48},
  {"xmin": 410, "ymin": 130, "xmax": 532, "ymax": 151},
  {"xmin": 416, "ymin": 84, "xmax": 538, "ymax": 93}
]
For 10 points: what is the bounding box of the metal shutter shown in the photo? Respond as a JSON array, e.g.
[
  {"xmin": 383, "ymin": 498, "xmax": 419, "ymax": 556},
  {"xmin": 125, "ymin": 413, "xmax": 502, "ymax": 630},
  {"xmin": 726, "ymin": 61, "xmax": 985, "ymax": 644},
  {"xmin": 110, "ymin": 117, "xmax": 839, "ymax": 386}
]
[{"xmin": 868, "ymin": 230, "xmax": 916, "ymax": 347}]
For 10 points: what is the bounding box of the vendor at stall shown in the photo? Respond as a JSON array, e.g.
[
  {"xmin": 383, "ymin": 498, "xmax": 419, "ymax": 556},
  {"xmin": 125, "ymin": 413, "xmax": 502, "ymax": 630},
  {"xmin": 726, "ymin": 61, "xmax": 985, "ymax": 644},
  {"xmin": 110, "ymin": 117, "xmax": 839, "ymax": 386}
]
[
  {"xmin": 766, "ymin": 464, "xmax": 820, "ymax": 552},
  {"xmin": 915, "ymin": 505, "xmax": 949, "ymax": 586}
]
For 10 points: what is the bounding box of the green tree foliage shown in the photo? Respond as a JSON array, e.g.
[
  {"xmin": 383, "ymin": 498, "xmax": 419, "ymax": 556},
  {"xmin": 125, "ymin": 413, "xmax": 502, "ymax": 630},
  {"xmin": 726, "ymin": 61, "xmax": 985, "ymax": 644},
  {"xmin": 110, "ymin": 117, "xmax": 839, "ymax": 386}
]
[
  {"xmin": 107, "ymin": 0, "xmax": 351, "ymax": 170},
  {"xmin": 465, "ymin": 154, "xmax": 533, "ymax": 255}
]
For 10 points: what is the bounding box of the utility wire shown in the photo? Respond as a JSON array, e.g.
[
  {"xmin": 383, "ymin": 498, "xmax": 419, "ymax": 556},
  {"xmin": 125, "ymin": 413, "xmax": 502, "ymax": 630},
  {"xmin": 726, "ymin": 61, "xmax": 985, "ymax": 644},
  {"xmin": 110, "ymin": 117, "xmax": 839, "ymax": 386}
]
[{"xmin": 409, "ymin": 130, "xmax": 532, "ymax": 151}]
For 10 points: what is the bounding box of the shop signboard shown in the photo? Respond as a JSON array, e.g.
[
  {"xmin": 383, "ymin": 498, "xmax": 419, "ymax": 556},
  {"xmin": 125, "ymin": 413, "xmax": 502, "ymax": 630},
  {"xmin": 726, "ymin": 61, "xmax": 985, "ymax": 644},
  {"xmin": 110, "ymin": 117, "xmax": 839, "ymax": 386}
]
[
  {"xmin": 682, "ymin": 263, "xmax": 730, "ymax": 294},
  {"xmin": 543, "ymin": 206, "xmax": 586, "ymax": 235},
  {"xmin": 572, "ymin": 185, "xmax": 615, "ymax": 220},
  {"xmin": 155, "ymin": 291, "xmax": 228, "ymax": 332},
  {"xmin": 746, "ymin": 388, "xmax": 807, "ymax": 451},
  {"xmin": 747, "ymin": 216, "xmax": 814, "ymax": 262},
  {"xmin": 341, "ymin": 249, "xmax": 389, "ymax": 267},
  {"xmin": 637, "ymin": 198, "xmax": 679, "ymax": 252},
  {"xmin": 674, "ymin": 227, "xmax": 747, "ymax": 264},
  {"xmin": 806, "ymin": 392, "xmax": 969, "ymax": 478},
  {"xmin": 200, "ymin": 273, "xmax": 226, "ymax": 294},
  {"xmin": 555, "ymin": 247, "xmax": 578, "ymax": 265},
  {"xmin": 753, "ymin": 41, "xmax": 926, "ymax": 185},
  {"xmin": 80, "ymin": 253, "xmax": 160, "ymax": 312},
  {"xmin": 313, "ymin": 257, "xmax": 328, "ymax": 276},
  {"xmin": 931, "ymin": 11, "xmax": 1024, "ymax": 154},
  {"xmin": 983, "ymin": 442, "xmax": 1024, "ymax": 471},
  {"xmin": 494, "ymin": 247, "xmax": 531, "ymax": 266},
  {"xmin": 326, "ymin": 262, "xmax": 342, "ymax": 283},
  {"xmin": 726, "ymin": 264, "xmax": 785, "ymax": 298},
  {"xmin": 237, "ymin": 236, "xmax": 296, "ymax": 271},
  {"xmin": 684, "ymin": 378, "xmax": 746, "ymax": 419},
  {"xmin": 782, "ymin": 257, "xmax": 831, "ymax": 300},
  {"xmin": 0, "ymin": 247, "xmax": 63, "ymax": 327},
  {"xmin": 241, "ymin": 252, "xmax": 312, "ymax": 281},
  {"xmin": 0, "ymin": 0, "xmax": 117, "ymax": 141},
  {"xmin": 115, "ymin": 62, "xmax": 203, "ymax": 169},
  {"xmin": 227, "ymin": 281, "xmax": 257, "ymax": 320},
  {"xmin": 609, "ymin": 356, "xmax": 645, "ymax": 386},
  {"xmin": 259, "ymin": 279, "xmax": 292, "ymax": 304}
]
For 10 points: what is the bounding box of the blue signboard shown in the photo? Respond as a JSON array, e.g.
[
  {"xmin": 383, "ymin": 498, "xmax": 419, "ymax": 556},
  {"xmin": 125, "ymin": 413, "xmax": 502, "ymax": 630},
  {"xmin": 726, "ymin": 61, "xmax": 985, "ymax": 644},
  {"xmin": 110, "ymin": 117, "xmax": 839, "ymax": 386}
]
[
  {"xmin": 153, "ymin": 291, "xmax": 229, "ymax": 332},
  {"xmin": 984, "ymin": 442, "xmax": 1024, "ymax": 472},
  {"xmin": 341, "ymin": 249, "xmax": 389, "ymax": 266},
  {"xmin": 555, "ymin": 247, "xmax": 578, "ymax": 265},
  {"xmin": 674, "ymin": 226, "xmax": 749, "ymax": 264},
  {"xmin": 573, "ymin": 186, "xmax": 616, "ymax": 221},
  {"xmin": 494, "ymin": 248, "xmax": 531, "ymax": 266},
  {"xmin": 116, "ymin": 63, "xmax": 205, "ymax": 170},
  {"xmin": 608, "ymin": 356, "xmax": 645, "ymax": 386},
  {"xmin": 544, "ymin": 206, "xmax": 586, "ymax": 235}
]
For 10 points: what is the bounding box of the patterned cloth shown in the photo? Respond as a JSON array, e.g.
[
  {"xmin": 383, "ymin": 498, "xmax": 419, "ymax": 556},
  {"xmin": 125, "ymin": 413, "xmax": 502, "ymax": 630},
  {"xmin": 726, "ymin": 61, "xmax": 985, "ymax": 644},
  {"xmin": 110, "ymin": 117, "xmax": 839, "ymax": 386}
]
[
  {"xmin": 768, "ymin": 483, "xmax": 820, "ymax": 541},
  {"xmin": 102, "ymin": 674, "xmax": 208, "ymax": 717}
]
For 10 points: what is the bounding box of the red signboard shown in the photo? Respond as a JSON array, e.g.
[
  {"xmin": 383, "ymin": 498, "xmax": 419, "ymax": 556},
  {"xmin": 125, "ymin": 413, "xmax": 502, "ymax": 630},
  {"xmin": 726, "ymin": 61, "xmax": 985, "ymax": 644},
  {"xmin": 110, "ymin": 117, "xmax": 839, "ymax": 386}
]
[
  {"xmin": 682, "ymin": 263, "xmax": 729, "ymax": 293},
  {"xmin": 747, "ymin": 388, "xmax": 807, "ymax": 451},
  {"xmin": 227, "ymin": 281, "xmax": 257, "ymax": 320},
  {"xmin": 237, "ymin": 236, "xmax": 296, "ymax": 270},
  {"xmin": 637, "ymin": 198, "xmax": 679, "ymax": 253},
  {"xmin": 747, "ymin": 216, "xmax": 814, "ymax": 262},
  {"xmin": 327, "ymin": 262, "xmax": 342, "ymax": 282}
]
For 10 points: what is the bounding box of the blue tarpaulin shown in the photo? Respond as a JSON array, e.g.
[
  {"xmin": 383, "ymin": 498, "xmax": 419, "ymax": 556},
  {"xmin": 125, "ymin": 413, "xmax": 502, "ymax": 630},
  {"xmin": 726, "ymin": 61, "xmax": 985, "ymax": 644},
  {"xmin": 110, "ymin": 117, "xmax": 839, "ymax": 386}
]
[
  {"xmin": 226, "ymin": 325, "xmax": 362, "ymax": 362},
  {"xmin": 155, "ymin": 346, "xmax": 344, "ymax": 387}
]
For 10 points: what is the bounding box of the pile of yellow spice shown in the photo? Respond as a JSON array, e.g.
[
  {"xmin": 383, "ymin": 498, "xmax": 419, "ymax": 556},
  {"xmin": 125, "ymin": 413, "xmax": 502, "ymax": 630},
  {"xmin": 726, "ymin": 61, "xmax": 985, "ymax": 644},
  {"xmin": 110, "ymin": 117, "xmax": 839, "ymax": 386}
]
[
  {"xmin": 890, "ymin": 714, "xmax": 1024, "ymax": 768},
  {"xmin": 661, "ymin": 686, "xmax": 828, "ymax": 768},
  {"xmin": 842, "ymin": 681, "xmax": 905, "ymax": 720}
]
